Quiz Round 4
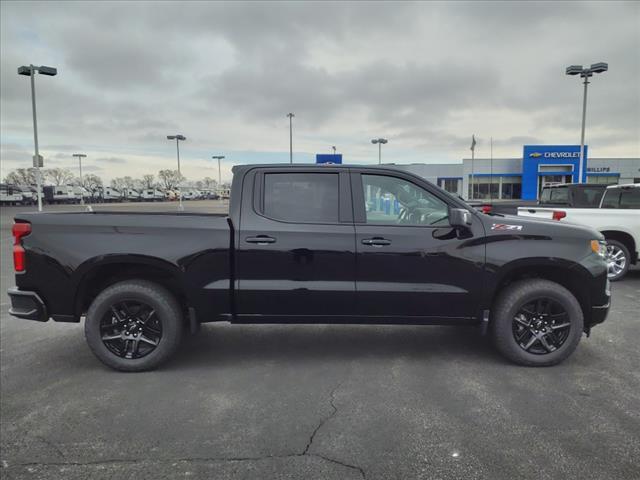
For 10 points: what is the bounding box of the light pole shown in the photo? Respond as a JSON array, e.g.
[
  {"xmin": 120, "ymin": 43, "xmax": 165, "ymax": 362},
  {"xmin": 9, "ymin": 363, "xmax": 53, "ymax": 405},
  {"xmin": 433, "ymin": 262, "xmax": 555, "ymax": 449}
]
[
  {"xmin": 167, "ymin": 134, "xmax": 186, "ymax": 209},
  {"xmin": 566, "ymin": 62, "xmax": 608, "ymax": 184},
  {"xmin": 331, "ymin": 146, "xmax": 336, "ymax": 155},
  {"xmin": 211, "ymin": 155, "xmax": 225, "ymax": 193},
  {"xmin": 371, "ymin": 138, "xmax": 388, "ymax": 164},
  {"xmin": 18, "ymin": 64, "xmax": 57, "ymax": 211},
  {"xmin": 287, "ymin": 113, "xmax": 295, "ymax": 163},
  {"xmin": 72, "ymin": 153, "xmax": 87, "ymax": 205}
]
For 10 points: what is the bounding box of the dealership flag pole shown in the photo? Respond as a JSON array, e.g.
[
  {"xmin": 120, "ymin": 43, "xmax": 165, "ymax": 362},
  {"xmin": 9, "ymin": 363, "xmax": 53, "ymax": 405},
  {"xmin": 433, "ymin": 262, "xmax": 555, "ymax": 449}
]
[
  {"xmin": 470, "ymin": 135, "xmax": 476, "ymax": 199},
  {"xmin": 490, "ymin": 137, "xmax": 493, "ymax": 201}
]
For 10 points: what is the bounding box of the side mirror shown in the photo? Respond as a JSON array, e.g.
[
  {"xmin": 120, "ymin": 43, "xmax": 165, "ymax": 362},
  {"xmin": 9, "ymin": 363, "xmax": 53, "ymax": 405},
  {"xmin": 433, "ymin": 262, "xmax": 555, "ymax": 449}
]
[{"xmin": 449, "ymin": 207, "xmax": 472, "ymax": 228}]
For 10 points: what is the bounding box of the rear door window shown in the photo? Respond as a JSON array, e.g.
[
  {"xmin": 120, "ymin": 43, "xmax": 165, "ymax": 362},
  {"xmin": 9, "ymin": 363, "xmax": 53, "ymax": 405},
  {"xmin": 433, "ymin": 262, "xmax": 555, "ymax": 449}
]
[
  {"xmin": 619, "ymin": 188, "xmax": 640, "ymax": 209},
  {"xmin": 262, "ymin": 173, "xmax": 339, "ymax": 223}
]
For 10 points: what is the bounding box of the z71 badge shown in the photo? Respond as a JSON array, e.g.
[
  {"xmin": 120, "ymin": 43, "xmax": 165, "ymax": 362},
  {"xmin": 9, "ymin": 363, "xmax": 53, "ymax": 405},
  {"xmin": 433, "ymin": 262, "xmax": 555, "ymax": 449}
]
[{"xmin": 491, "ymin": 223, "xmax": 523, "ymax": 231}]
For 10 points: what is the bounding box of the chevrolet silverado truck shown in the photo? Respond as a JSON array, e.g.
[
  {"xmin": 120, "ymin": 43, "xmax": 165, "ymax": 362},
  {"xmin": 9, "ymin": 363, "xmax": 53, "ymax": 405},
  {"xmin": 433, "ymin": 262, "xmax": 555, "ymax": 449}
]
[
  {"xmin": 518, "ymin": 183, "xmax": 640, "ymax": 281},
  {"xmin": 8, "ymin": 165, "xmax": 611, "ymax": 371}
]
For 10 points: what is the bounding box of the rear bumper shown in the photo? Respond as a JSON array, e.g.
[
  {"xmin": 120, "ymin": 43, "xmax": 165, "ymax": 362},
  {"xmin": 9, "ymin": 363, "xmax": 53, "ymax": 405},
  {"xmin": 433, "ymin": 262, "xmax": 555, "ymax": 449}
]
[{"xmin": 7, "ymin": 287, "xmax": 48, "ymax": 322}]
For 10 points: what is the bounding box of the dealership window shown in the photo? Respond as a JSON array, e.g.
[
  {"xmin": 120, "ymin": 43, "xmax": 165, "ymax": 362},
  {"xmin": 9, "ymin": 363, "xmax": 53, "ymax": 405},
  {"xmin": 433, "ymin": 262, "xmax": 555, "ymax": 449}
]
[
  {"xmin": 500, "ymin": 176, "xmax": 522, "ymax": 199},
  {"xmin": 469, "ymin": 178, "xmax": 492, "ymax": 200},
  {"xmin": 587, "ymin": 175, "xmax": 619, "ymax": 185},
  {"xmin": 438, "ymin": 178, "xmax": 461, "ymax": 195},
  {"xmin": 469, "ymin": 176, "xmax": 521, "ymax": 200},
  {"xmin": 263, "ymin": 173, "xmax": 339, "ymax": 223}
]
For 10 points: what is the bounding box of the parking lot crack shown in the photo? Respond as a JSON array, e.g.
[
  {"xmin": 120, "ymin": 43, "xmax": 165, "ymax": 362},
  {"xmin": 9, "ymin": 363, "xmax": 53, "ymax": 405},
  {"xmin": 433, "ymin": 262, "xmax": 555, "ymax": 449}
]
[
  {"xmin": 310, "ymin": 453, "xmax": 366, "ymax": 479},
  {"xmin": 302, "ymin": 382, "xmax": 341, "ymax": 456}
]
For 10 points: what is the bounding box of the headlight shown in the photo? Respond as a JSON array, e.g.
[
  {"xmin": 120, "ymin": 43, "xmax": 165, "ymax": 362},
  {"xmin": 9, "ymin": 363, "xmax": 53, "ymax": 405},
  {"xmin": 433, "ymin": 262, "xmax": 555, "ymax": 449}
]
[{"xmin": 591, "ymin": 240, "xmax": 607, "ymax": 258}]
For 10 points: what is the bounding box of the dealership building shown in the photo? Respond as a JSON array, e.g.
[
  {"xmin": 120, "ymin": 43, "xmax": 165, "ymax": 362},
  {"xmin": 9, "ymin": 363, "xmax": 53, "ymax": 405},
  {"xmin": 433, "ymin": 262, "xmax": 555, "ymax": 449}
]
[{"xmin": 390, "ymin": 145, "xmax": 640, "ymax": 200}]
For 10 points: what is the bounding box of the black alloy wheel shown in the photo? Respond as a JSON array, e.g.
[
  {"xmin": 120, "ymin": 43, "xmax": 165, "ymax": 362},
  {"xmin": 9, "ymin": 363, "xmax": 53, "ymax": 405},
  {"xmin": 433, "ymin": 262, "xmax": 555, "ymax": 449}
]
[
  {"xmin": 85, "ymin": 280, "xmax": 183, "ymax": 371},
  {"xmin": 100, "ymin": 301, "xmax": 162, "ymax": 359},
  {"xmin": 512, "ymin": 297, "xmax": 571, "ymax": 354},
  {"xmin": 492, "ymin": 279, "xmax": 583, "ymax": 366}
]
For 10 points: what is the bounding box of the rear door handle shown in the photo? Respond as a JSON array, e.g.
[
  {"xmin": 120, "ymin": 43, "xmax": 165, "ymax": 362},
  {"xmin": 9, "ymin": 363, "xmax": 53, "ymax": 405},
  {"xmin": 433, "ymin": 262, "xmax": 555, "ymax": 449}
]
[
  {"xmin": 245, "ymin": 235, "xmax": 276, "ymax": 245},
  {"xmin": 361, "ymin": 237, "xmax": 391, "ymax": 246}
]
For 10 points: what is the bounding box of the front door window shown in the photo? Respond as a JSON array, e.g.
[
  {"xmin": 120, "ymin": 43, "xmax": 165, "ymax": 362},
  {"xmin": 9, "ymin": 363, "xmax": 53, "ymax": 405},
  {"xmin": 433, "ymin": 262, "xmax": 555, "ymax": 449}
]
[{"xmin": 361, "ymin": 174, "xmax": 449, "ymax": 226}]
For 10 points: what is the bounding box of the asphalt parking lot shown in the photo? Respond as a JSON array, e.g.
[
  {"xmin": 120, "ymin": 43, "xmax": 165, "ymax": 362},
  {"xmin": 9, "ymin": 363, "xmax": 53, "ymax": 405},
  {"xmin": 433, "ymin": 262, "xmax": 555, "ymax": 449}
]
[{"xmin": 1, "ymin": 202, "xmax": 639, "ymax": 480}]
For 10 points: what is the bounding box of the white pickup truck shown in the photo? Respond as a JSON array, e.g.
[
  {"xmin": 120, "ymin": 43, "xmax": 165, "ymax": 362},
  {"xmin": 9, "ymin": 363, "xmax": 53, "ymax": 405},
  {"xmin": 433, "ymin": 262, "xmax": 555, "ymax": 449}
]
[{"xmin": 518, "ymin": 184, "xmax": 640, "ymax": 280}]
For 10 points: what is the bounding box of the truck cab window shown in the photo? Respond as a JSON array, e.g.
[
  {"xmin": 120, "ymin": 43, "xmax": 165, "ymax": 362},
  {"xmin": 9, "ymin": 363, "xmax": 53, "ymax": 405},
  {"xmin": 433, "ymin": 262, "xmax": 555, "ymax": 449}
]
[
  {"xmin": 601, "ymin": 190, "xmax": 620, "ymax": 208},
  {"xmin": 619, "ymin": 188, "xmax": 640, "ymax": 209},
  {"xmin": 263, "ymin": 173, "xmax": 339, "ymax": 223},
  {"xmin": 361, "ymin": 174, "xmax": 449, "ymax": 226}
]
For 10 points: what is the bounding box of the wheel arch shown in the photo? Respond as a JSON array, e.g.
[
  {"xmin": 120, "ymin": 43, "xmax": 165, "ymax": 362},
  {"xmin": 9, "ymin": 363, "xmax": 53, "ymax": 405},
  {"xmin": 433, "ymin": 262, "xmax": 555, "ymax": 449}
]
[
  {"xmin": 600, "ymin": 230, "xmax": 637, "ymax": 264},
  {"xmin": 72, "ymin": 255, "xmax": 187, "ymax": 320},
  {"xmin": 488, "ymin": 259, "xmax": 592, "ymax": 329}
]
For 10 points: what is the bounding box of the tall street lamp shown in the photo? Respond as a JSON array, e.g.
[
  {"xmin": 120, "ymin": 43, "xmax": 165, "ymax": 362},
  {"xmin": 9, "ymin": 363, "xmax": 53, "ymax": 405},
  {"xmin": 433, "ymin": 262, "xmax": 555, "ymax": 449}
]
[
  {"xmin": 371, "ymin": 138, "xmax": 388, "ymax": 164},
  {"xmin": 566, "ymin": 62, "xmax": 608, "ymax": 184},
  {"xmin": 18, "ymin": 64, "xmax": 58, "ymax": 211},
  {"xmin": 287, "ymin": 113, "xmax": 295, "ymax": 163},
  {"xmin": 331, "ymin": 146, "xmax": 336, "ymax": 155},
  {"xmin": 211, "ymin": 155, "xmax": 225, "ymax": 191},
  {"xmin": 167, "ymin": 134, "xmax": 186, "ymax": 209},
  {"xmin": 72, "ymin": 153, "xmax": 87, "ymax": 205}
]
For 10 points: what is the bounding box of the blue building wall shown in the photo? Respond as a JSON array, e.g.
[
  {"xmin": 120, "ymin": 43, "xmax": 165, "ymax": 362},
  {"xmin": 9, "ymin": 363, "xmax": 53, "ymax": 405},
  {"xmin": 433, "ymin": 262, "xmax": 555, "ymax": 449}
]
[{"xmin": 521, "ymin": 145, "xmax": 588, "ymax": 200}]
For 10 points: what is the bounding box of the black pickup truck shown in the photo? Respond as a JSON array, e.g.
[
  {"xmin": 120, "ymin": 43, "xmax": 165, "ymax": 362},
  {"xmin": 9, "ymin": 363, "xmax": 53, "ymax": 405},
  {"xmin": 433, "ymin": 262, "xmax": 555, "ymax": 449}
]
[{"xmin": 8, "ymin": 165, "xmax": 610, "ymax": 371}]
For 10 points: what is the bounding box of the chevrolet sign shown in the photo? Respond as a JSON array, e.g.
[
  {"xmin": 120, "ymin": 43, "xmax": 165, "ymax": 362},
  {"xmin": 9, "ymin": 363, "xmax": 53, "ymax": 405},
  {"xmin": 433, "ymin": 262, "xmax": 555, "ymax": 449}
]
[{"xmin": 529, "ymin": 151, "xmax": 580, "ymax": 159}]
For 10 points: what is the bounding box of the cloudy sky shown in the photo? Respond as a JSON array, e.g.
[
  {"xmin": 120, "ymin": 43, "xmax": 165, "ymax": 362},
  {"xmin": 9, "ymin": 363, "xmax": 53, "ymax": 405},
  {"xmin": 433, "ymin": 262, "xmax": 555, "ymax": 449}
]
[{"xmin": 1, "ymin": 1, "xmax": 639, "ymax": 183}]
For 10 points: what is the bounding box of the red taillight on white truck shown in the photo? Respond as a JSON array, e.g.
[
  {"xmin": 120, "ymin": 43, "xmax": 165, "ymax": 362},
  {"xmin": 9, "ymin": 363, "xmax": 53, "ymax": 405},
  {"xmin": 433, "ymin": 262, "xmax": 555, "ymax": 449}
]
[
  {"xmin": 552, "ymin": 210, "xmax": 567, "ymax": 221},
  {"xmin": 12, "ymin": 222, "xmax": 31, "ymax": 272}
]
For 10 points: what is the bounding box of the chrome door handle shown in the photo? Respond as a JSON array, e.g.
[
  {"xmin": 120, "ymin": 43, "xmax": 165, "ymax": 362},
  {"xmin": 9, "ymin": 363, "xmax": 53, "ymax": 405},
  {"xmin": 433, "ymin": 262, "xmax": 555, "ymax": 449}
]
[
  {"xmin": 362, "ymin": 238, "xmax": 391, "ymax": 246},
  {"xmin": 246, "ymin": 235, "xmax": 276, "ymax": 245}
]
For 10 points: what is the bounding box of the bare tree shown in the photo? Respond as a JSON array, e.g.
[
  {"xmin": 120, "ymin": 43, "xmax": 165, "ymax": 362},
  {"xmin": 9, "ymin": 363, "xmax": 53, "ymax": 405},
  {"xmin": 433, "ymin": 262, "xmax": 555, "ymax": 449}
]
[
  {"xmin": 141, "ymin": 174, "xmax": 155, "ymax": 189},
  {"xmin": 121, "ymin": 176, "xmax": 135, "ymax": 189},
  {"xmin": 83, "ymin": 174, "xmax": 103, "ymax": 192},
  {"xmin": 4, "ymin": 168, "xmax": 38, "ymax": 186},
  {"xmin": 157, "ymin": 169, "xmax": 185, "ymax": 190},
  {"xmin": 45, "ymin": 168, "xmax": 74, "ymax": 186},
  {"xmin": 110, "ymin": 177, "xmax": 126, "ymax": 191}
]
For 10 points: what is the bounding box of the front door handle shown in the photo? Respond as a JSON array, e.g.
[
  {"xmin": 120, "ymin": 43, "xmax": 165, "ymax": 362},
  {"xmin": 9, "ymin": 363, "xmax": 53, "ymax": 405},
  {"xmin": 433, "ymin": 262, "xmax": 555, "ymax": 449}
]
[
  {"xmin": 361, "ymin": 237, "xmax": 391, "ymax": 246},
  {"xmin": 246, "ymin": 235, "xmax": 276, "ymax": 245}
]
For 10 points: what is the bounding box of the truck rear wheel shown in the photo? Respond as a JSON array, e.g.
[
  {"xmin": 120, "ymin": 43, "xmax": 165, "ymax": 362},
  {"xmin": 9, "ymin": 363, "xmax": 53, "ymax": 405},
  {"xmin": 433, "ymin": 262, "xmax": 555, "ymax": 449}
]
[
  {"xmin": 85, "ymin": 280, "xmax": 183, "ymax": 371},
  {"xmin": 491, "ymin": 279, "xmax": 583, "ymax": 366},
  {"xmin": 604, "ymin": 239, "xmax": 630, "ymax": 281}
]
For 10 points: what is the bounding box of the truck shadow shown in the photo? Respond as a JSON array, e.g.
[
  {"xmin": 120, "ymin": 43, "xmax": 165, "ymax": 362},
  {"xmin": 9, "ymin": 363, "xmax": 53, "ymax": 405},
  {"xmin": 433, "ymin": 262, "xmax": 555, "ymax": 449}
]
[{"xmin": 169, "ymin": 324, "xmax": 504, "ymax": 369}]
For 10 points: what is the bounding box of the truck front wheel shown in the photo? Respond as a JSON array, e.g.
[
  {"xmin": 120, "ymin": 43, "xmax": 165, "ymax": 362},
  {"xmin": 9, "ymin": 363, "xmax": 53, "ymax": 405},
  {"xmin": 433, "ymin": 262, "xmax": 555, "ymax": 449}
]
[
  {"xmin": 84, "ymin": 280, "xmax": 184, "ymax": 371},
  {"xmin": 604, "ymin": 239, "xmax": 630, "ymax": 281},
  {"xmin": 492, "ymin": 279, "xmax": 583, "ymax": 366}
]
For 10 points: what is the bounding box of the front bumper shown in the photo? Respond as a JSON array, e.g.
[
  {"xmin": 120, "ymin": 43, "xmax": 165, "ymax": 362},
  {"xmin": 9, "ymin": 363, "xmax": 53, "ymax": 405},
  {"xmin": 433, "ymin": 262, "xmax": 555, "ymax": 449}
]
[
  {"xmin": 7, "ymin": 287, "xmax": 48, "ymax": 322},
  {"xmin": 589, "ymin": 278, "xmax": 611, "ymax": 328}
]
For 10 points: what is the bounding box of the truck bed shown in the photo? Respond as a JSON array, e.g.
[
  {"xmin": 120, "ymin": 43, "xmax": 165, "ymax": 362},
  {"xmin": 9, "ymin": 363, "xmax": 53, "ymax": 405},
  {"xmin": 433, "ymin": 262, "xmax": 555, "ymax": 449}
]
[{"xmin": 14, "ymin": 211, "xmax": 233, "ymax": 322}]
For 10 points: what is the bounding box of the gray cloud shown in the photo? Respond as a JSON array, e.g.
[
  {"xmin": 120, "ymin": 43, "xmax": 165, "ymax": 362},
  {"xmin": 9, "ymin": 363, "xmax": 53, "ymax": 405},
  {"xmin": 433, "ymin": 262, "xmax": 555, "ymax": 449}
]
[{"xmin": 1, "ymin": 1, "xmax": 638, "ymax": 182}]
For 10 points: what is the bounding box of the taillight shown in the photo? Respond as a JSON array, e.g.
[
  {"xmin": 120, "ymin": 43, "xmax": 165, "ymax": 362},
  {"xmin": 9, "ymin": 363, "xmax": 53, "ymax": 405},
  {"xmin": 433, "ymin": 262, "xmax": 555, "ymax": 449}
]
[
  {"xmin": 481, "ymin": 205, "xmax": 493, "ymax": 214},
  {"xmin": 12, "ymin": 222, "xmax": 31, "ymax": 272},
  {"xmin": 552, "ymin": 210, "xmax": 566, "ymax": 221}
]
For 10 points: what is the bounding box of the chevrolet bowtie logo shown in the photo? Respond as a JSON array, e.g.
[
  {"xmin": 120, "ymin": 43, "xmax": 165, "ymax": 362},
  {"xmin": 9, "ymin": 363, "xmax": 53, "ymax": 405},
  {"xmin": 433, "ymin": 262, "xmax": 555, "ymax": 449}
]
[{"xmin": 529, "ymin": 152, "xmax": 542, "ymax": 158}]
